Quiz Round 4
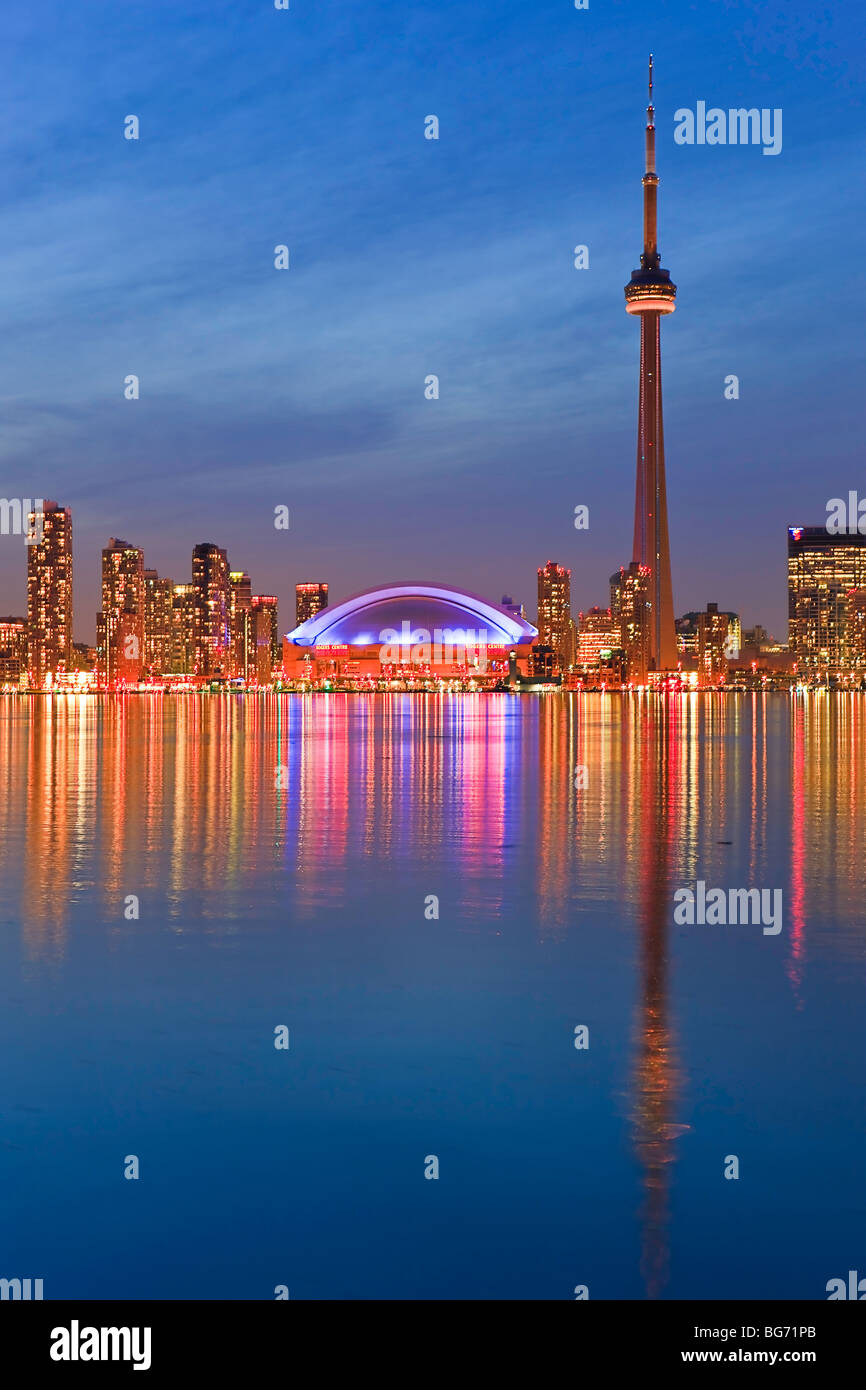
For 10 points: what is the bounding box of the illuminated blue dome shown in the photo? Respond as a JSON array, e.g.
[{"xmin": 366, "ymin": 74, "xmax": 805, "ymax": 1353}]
[{"xmin": 286, "ymin": 583, "xmax": 537, "ymax": 648}]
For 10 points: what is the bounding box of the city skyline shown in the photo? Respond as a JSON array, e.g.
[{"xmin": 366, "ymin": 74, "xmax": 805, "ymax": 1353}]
[
  {"xmin": 0, "ymin": 504, "xmax": 836, "ymax": 658},
  {"xmin": 2, "ymin": 3, "xmax": 865, "ymax": 1325},
  {"xmin": 8, "ymin": 493, "xmax": 866, "ymax": 688},
  {"xmin": 0, "ymin": 2, "xmax": 862, "ymax": 642}
]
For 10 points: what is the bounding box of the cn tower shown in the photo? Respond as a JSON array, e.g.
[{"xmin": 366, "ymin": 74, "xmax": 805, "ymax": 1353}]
[{"xmin": 624, "ymin": 56, "xmax": 677, "ymax": 672}]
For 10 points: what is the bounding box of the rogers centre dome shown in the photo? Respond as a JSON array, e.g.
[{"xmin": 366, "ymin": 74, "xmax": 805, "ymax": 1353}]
[{"xmin": 283, "ymin": 583, "xmax": 538, "ymax": 688}]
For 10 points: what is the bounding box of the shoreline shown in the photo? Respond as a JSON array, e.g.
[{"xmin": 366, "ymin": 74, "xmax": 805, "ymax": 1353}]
[{"xmin": 3, "ymin": 685, "xmax": 863, "ymax": 697}]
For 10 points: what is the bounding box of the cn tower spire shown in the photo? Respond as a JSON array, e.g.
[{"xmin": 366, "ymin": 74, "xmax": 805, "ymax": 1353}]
[
  {"xmin": 644, "ymin": 55, "xmax": 657, "ymax": 258},
  {"xmin": 624, "ymin": 56, "xmax": 677, "ymax": 675}
]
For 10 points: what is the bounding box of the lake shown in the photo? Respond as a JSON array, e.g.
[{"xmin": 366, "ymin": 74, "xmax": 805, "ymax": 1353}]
[{"xmin": 0, "ymin": 691, "xmax": 863, "ymax": 1299}]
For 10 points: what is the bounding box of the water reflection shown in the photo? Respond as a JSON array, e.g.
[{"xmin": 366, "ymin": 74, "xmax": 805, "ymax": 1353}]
[
  {"xmin": 1, "ymin": 690, "xmax": 865, "ymax": 1296},
  {"xmin": 3, "ymin": 691, "xmax": 865, "ymax": 946},
  {"xmin": 626, "ymin": 697, "xmax": 686, "ymax": 1299}
]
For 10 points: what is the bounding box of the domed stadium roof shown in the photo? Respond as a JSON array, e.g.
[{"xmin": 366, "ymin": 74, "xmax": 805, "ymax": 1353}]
[{"xmin": 285, "ymin": 583, "xmax": 537, "ymax": 648}]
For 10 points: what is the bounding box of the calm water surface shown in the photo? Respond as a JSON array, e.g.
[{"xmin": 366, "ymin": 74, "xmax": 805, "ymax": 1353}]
[{"xmin": 1, "ymin": 692, "xmax": 864, "ymax": 1299}]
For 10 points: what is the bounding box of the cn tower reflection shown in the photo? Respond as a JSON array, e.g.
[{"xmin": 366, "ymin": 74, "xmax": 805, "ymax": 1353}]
[{"xmin": 628, "ymin": 695, "xmax": 688, "ymax": 1299}]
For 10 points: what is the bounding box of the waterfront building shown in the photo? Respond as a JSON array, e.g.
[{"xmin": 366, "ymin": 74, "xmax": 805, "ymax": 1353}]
[
  {"xmin": 192, "ymin": 543, "xmax": 230, "ymax": 678},
  {"xmin": 26, "ymin": 501, "xmax": 73, "ymax": 686},
  {"xmin": 144, "ymin": 569, "xmax": 174, "ymax": 676},
  {"xmin": 537, "ymin": 562, "xmax": 572, "ymax": 670},
  {"xmin": 229, "ymin": 571, "xmax": 253, "ymax": 681},
  {"xmin": 611, "ymin": 562, "xmax": 651, "ymax": 683},
  {"xmin": 171, "ymin": 583, "xmax": 196, "ymax": 675},
  {"xmin": 787, "ymin": 526, "xmax": 866, "ymax": 670},
  {"xmin": 251, "ymin": 594, "xmax": 279, "ymax": 684},
  {"xmin": 98, "ymin": 538, "xmax": 145, "ymax": 686}
]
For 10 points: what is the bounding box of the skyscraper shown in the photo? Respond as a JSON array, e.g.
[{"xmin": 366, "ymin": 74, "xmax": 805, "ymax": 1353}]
[
  {"xmin": 611, "ymin": 562, "xmax": 651, "ymax": 683},
  {"xmin": 27, "ymin": 500, "xmax": 73, "ymax": 686},
  {"xmin": 536, "ymin": 562, "xmax": 572, "ymax": 670},
  {"xmin": 624, "ymin": 56, "xmax": 677, "ymax": 672},
  {"xmin": 251, "ymin": 594, "xmax": 279, "ymax": 684},
  {"xmin": 229, "ymin": 571, "xmax": 253, "ymax": 681},
  {"xmin": 192, "ymin": 543, "xmax": 230, "ymax": 678},
  {"xmin": 296, "ymin": 582, "xmax": 328, "ymax": 627},
  {"xmin": 171, "ymin": 583, "xmax": 196, "ymax": 674},
  {"xmin": 787, "ymin": 526, "xmax": 866, "ymax": 669},
  {"xmin": 144, "ymin": 569, "xmax": 174, "ymax": 676},
  {"xmin": 99, "ymin": 538, "xmax": 145, "ymax": 685}
]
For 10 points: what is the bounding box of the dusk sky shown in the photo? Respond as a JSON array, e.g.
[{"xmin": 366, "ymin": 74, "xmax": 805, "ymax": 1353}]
[{"xmin": 0, "ymin": 0, "xmax": 863, "ymax": 642}]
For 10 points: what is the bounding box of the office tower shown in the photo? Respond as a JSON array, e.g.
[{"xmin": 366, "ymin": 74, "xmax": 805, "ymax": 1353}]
[
  {"xmin": 251, "ymin": 594, "xmax": 279, "ymax": 684},
  {"xmin": 696, "ymin": 602, "xmax": 730, "ymax": 684},
  {"xmin": 229, "ymin": 571, "xmax": 253, "ymax": 681},
  {"xmin": 295, "ymin": 582, "xmax": 328, "ymax": 627},
  {"xmin": 0, "ymin": 616, "xmax": 28, "ymax": 683},
  {"xmin": 171, "ymin": 583, "xmax": 196, "ymax": 674},
  {"xmin": 27, "ymin": 500, "xmax": 73, "ymax": 686},
  {"xmin": 192, "ymin": 543, "xmax": 230, "ymax": 678},
  {"xmin": 611, "ymin": 562, "xmax": 651, "ymax": 683},
  {"xmin": 787, "ymin": 526, "xmax": 866, "ymax": 669},
  {"xmin": 624, "ymin": 57, "xmax": 677, "ymax": 672},
  {"xmin": 537, "ymin": 561, "xmax": 572, "ymax": 670},
  {"xmin": 576, "ymin": 606, "xmax": 619, "ymax": 666},
  {"xmin": 98, "ymin": 538, "xmax": 145, "ymax": 686},
  {"xmin": 143, "ymin": 569, "xmax": 174, "ymax": 676}
]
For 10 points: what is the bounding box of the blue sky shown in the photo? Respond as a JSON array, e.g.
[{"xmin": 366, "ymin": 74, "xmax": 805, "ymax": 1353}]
[{"xmin": 0, "ymin": 0, "xmax": 863, "ymax": 640}]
